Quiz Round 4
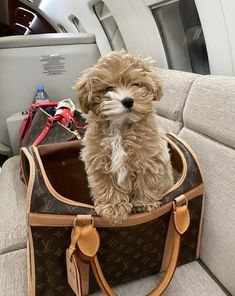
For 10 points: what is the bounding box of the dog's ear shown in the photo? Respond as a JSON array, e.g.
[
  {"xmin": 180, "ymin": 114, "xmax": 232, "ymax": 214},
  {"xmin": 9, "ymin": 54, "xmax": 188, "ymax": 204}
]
[
  {"xmin": 153, "ymin": 82, "xmax": 163, "ymax": 101},
  {"xmin": 73, "ymin": 72, "xmax": 92, "ymax": 114},
  {"xmin": 151, "ymin": 74, "xmax": 163, "ymax": 101}
]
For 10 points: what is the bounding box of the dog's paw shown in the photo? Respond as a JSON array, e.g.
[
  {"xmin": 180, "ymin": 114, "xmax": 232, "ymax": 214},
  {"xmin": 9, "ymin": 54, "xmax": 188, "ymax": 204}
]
[
  {"xmin": 132, "ymin": 200, "xmax": 161, "ymax": 213},
  {"xmin": 95, "ymin": 202, "xmax": 132, "ymax": 225}
]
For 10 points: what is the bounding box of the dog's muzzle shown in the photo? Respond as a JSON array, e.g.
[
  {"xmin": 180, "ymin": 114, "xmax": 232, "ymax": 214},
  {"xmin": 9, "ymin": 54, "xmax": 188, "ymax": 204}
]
[{"xmin": 121, "ymin": 97, "xmax": 134, "ymax": 109}]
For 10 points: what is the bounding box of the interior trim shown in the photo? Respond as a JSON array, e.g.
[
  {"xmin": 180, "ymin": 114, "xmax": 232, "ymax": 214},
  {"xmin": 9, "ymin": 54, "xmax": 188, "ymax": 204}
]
[
  {"xmin": 33, "ymin": 146, "xmax": 95, "ymax": 209},
  {"xmin": 0, "ymin": 33, "xmax": 96, "ymax": 49}
]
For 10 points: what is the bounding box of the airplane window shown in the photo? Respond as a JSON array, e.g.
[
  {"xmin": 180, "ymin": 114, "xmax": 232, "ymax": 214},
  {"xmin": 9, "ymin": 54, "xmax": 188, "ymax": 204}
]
[
  {"xmin": 69, "ymin": 15, "xmax": 86, "ymax": 33},
  {"xmin": 151, "ymin": 0, "xmax": 210, "ymax": 74},
  {"xmin": 57, "ymin": 24, "xmax": 67, "ymax": 33},
  {"xmin": 0, "ymin": 1, "xmax": 56, "ymax": 36},
  {"xmin": 94, "ymin": 1, "xmax": 126, "ymax": 51}
]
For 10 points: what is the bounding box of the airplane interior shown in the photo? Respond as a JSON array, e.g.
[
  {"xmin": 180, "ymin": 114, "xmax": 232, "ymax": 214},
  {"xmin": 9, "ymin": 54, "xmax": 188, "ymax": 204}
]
[{"xmin": 0, "ymin": 1, "xmax": 234, "ymax": 296}]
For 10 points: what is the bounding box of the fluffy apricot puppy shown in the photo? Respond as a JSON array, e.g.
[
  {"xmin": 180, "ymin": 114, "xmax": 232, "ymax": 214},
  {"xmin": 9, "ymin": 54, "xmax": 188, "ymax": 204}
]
[{"xmin": 74, "ymin": 51, "xmax": 173, "ymax": 224}]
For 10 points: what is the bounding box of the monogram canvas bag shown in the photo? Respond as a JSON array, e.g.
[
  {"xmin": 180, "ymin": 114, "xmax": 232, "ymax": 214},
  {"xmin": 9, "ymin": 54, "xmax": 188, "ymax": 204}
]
[
  {"xmin": 21, "ymin": 134, "xmax": 204, "ymax": 296},
  {"xmin": 20, "ymin": 100, "xmax": 86, "ymax": 147}
]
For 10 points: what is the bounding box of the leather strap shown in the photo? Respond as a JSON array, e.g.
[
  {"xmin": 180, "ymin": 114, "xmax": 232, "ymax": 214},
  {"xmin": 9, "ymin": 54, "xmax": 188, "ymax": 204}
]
[
  {"xmin": 33, "ymin": 120, "xmax": 54, "ymax": 145},
  {"xmin": 33, "ymin": 109, "xmax": 77, "ymax": 145},
  {"xmin": 20, "ymin": 103, "xmax": 58, "ymax": 145},
  {"xmin": 69, "ymin": 200, "xmax": 190, "ymax": 296}
]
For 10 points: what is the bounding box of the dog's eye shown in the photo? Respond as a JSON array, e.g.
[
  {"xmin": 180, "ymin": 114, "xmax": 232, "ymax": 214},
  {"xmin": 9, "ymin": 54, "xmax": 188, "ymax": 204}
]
[
  {"xmin": 105, "ymin": 86, "xmax": 114, "ymax": 92},
  {"xmin": 131, "ymin": 83, "xmax": 141, "ymax": 87}
]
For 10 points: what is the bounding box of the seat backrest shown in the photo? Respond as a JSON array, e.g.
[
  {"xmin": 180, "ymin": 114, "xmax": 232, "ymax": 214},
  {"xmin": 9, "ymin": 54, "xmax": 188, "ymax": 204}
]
[
  {"xmin": 0, "ymin": 33, "xmax": 101, "ymax": 152},
  {"xmin": 158, "ymin": 69, "xmax": 235, "ymax": 295},
  {"xmin": 156, "ymin": 68, "xmax": 198, "ymax": 134},
  {"xmin": 179, "ymin": 75, "xmax": 235, "ymax": 295}
]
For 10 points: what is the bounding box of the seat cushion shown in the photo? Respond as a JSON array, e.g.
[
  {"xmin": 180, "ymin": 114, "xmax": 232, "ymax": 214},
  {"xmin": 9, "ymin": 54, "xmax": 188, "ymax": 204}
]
[
  {"xmin": 0, "ymin": 250, "xmax": 226, "ymax": 296},
  {"xmin": 0, "ymin": 248, "xmax": 27, "ymax": 296},
  {"xmin": 0, "ymin": 156, "xmax": 27, "ymax": 254},
  {"xmin": 179, "ymin": 128, "xmax": 235, "ymax": 295},
  {"xmin": 157, "ymin": 115, "xmax": 182, "ymax": 134},
  {"xmin": 155, "ymin": 68, "xmax": 198, "ymax": 135},
  {"xmin": 180, "ymin": 73, "xmax": 235, "ymax": 295},
  {"xmin": 91, "ymin": 261, "xmax": 226, "ymax": 296},
  {"xmin": 156, "ymin": 68, "xmax": 198, "ymax": 122},
  {"xmin": 183, "ymin": 75, "xmax": 235, "ymax": 149}
]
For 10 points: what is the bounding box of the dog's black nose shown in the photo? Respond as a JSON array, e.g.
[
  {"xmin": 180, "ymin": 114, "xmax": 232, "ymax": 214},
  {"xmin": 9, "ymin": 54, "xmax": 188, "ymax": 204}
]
[{"xmin": 122, "ymin": 97, "xmax": 134, "ymax": 109}]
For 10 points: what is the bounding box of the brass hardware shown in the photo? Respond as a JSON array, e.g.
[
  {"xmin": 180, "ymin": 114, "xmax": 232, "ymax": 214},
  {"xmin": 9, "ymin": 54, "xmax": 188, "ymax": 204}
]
[{"xmin": 173, "ymin": 195, "xmax": 188, "ymax": 211}]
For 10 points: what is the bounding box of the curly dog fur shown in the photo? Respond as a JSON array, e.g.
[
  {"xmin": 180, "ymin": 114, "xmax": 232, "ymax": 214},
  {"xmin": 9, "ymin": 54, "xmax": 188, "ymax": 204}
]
[{"xmin": 74, "ymin": 51, "xmax": 173, "ymax": 224}]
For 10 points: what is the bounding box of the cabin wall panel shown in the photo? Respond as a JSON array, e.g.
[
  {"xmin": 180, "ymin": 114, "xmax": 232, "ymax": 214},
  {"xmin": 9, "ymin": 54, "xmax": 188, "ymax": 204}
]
[
  {"xmin": 195, "ymin": 0, "xmax": 234, "ymax": 75},
  {"xmin": 0, "ymin": 36, "xmax": 100, "ymax": 151}
]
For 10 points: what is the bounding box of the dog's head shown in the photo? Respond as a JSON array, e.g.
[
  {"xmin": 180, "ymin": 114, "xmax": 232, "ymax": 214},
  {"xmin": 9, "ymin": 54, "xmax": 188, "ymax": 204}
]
[{"xmin": 74, "ymin": 51, "xmax": 162, "ymax": 124}]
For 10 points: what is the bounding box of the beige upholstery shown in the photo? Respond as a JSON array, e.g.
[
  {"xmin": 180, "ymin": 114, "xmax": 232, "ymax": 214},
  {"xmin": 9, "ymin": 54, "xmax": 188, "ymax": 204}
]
[
  {"xmin": 178, "ymin": 74, "xmax": 235, "ymax": 295},
  {"xmin": 183, "ymin": 75, "xmax": 235, "ymax": 148},
  {"xmin": 155, "ymin": 68, "xmax": 198, "ymax": 134},
  {"xmin": 91, "ymin": 261, "xmax": 226, "ymax": 296},
  {"xmin": 0, "ymin": 68, "xmax": 234, "ymax": 295},
  {"xmin": 0, "ymin": 249, "xmax": 27, "ymax": 296},
  {"xmin": 179, "ymin": 128, "xmax": 235, "ymax": 295},
  {"xmin": 157, "ymin": 115, "xmax": 183, "ymax": 134},
  {"xmin": 0, "ymin": 250, "xmax": 227, "ymax": 296},
  {"xmin": 0, "ymin": 156, "xmax": 26, "ymax": 255}
]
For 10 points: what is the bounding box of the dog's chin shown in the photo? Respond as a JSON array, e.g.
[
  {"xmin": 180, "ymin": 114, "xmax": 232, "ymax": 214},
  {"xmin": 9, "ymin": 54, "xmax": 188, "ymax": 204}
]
[{"xmin": 100, "ymin": 105, "xmax": 143, "ymax": 126}]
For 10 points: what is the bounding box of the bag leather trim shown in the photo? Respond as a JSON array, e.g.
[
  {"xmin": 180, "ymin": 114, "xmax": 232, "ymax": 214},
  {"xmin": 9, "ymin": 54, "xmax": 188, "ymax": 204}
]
[
  {"xmin": 84, "ymin": 202, "xmax": 190, "ymax": 296},
  {"xmin": 21, "ymin": 147, "xmax": 36, "ymax": 213},
  {"xmin": 160, "ymin": 214, "xmax": 174, "ymax": 272},
  {"xmin": 29, "ymin": 134, "xmax": 188, "ymax": 212},
  {"xmin": 28, "ymin": 226, "xmax": 36, "ymax": 296},
  {"xmin": 162, "ymin": 135, "xmax": 187, "ymax": 195},
  {"xmin": 32, "ymin": 146, "xmax": 95, "ymax": 209},
  {"xmin": 28, "ymin": 184, "xmax": 203, "ymax": 227},
  {"xmin": 170, "ymin": 133, "xmax": 205, "ymax": 259}
]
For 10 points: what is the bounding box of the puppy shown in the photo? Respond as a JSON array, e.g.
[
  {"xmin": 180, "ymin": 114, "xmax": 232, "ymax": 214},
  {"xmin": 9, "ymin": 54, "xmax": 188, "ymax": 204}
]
[{"xmin": 74, "ymin": 51, "xmax": 173, "ymax": 224}]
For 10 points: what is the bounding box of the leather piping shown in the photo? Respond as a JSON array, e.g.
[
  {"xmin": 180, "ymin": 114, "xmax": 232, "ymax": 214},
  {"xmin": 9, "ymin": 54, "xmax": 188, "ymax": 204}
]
[
  {"xmin": 169, "ymin": 133, "xmax": 205, "ymax": 258},
  {"xmin": 28, "ymin": 184, "xmax": 203, "ymax": 227},
  {"xmin": 160, "ymin": 134, "xmax": 205, "ymax": 270},
  {"xmin": 162, "ymin": 135, "xmax": 187, "ymax": 195},
  {"xmin": 28, "ymin": 227, "xmax": 35, "ymax": 296},
  {"xmin": 32, "ymin": 146, "xmax": 95, "ymax": 209},
  {"xmin": 30, "ymin": 134, "xmax": 187, "ymax": 212},
  {"xmin": 20, "ymin": 147, "xmax": 36, "ymax": 213}
]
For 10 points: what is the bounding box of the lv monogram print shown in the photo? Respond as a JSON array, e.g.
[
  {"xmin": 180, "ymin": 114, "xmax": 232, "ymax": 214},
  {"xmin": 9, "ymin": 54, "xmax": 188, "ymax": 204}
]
[
  {"xmin": 160, "ymin": 134, "xmax": 203, "ymax": 206},
  {"xmin": 24, "ymin": 108, "xmax": 78, "ymax": 147},
  {"xmin": 28, "ymin": 147, "xmax": 95, "ymax": 215},
  {"xmin": 178, "ymin": 196, "xmax": 203, "ymax": 265},
  {"xmin": 32, "ymin": 214, "xmax": 170, "ymax": 295},
  {"xmin": 27, "ymin": 134, "xmax": 204, "ymax": 295},
  {"xmin": 31, "ymin": 197, "xmax": 203, "ymax": 294},
  {"xmin": 32, "ymin": 227, "xmax": 74, "ymax": 296}
]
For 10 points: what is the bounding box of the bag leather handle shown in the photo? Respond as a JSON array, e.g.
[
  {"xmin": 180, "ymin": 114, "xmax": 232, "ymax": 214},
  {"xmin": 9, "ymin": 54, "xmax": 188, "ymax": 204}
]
[
  {"xmin": 33, "ymin": 110, "xmax": 77, "ymax": 146},
  {"xmin": 69, "ymin": 200, "xmax": 190, "ymax": 296}
]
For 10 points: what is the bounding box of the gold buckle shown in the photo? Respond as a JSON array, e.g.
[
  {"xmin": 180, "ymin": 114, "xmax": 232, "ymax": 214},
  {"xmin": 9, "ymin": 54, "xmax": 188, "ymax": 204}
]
[
  {"xmin": 173, "ymin": 195, "xmax": 188, "ymax": 211},
  {"xmin": 73, "ymin": 215, "xmax": 95, "ymax": 228}
]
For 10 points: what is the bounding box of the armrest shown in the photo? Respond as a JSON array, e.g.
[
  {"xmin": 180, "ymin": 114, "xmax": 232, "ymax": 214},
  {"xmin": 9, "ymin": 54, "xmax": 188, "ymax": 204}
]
[{"xmin": 7, "ymin": 112, "xmax": 25, "ymax": 156}]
